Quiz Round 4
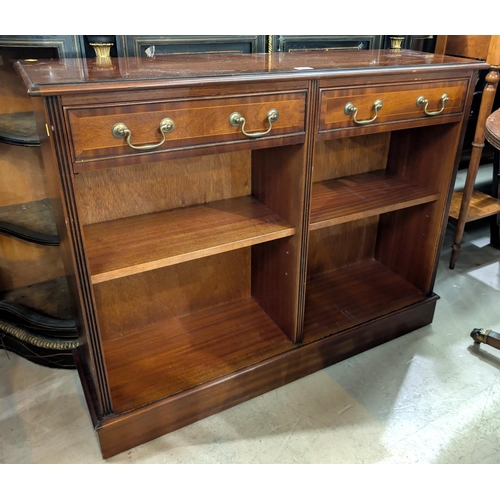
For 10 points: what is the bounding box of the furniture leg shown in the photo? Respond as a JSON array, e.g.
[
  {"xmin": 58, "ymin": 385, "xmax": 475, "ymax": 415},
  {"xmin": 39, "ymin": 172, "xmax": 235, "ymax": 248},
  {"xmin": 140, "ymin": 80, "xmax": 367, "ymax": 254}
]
[{"xmin": 471, "ymin": 328, "xmax": 500, "ymax": 350}]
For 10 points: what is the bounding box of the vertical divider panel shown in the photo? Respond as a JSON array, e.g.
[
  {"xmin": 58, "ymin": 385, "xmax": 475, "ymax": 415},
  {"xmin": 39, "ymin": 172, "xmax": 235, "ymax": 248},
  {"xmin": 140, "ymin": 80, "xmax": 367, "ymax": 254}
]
[
  {"xmin": 296, "ymin": 80, "xmax": 323, "ymax": 343},
  {"xmin": 251, "ymin": 143, "xmax": 307, "ymax": 342},
  {"xmin": 250, "ymin": 83, "xmax": 316, "ymax": 343}
]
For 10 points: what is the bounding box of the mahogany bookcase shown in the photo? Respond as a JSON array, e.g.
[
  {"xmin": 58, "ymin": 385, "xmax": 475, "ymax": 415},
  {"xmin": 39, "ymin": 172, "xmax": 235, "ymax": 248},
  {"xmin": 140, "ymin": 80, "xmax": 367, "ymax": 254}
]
[{"xmin": 15, "ymin": 50, "xmax": 485, "ymax": 458}]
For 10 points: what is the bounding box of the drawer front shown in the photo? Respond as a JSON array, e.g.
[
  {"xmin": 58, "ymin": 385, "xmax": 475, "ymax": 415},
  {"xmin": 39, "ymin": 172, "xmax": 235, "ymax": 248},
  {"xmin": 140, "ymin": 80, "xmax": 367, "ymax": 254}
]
[
  {"xmin": 319, "ymin": 80, "xmax": 468, "ymax": 132},
  {"xmin": 67, "ymin": 91, "xmax": 306, "ymax": 166}
]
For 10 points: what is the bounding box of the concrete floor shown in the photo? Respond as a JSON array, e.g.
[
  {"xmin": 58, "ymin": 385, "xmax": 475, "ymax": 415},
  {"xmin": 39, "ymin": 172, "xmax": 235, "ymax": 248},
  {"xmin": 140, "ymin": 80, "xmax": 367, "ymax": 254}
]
[{"xmin": 1, "ymin": 221, "xmax": 500, "ymax": 464}]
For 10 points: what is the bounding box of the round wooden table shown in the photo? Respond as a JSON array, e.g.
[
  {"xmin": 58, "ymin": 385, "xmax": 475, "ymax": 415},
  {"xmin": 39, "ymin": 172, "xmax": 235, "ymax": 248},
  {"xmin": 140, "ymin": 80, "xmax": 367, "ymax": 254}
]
[{"xmin": 485, "ymin": 107, "xmax": 500, "ymax": 151}]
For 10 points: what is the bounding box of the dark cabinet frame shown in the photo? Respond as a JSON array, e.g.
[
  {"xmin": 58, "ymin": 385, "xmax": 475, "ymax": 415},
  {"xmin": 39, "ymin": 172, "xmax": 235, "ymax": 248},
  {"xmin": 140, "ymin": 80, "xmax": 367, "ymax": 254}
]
[{"xmin": 115, "ymin": 35, "xmax": 266, "ymax": 58}]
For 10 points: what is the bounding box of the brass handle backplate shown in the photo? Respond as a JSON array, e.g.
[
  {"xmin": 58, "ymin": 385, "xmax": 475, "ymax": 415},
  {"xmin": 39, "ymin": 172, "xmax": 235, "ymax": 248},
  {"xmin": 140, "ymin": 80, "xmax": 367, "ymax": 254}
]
[
  {"xmin": 229, "ymin": 108, "xmax": 279, "ymax": 138},
  {"xmin": 416, "ymin": 93, "xmax": 449, "ymax": 116},
  {"xmin": 344, "ymin": 99, "xmax": 383, "ymax": 125},
  {"xmin": 112, "ymin": 118, "xmax": 175, "ymax": 150}
]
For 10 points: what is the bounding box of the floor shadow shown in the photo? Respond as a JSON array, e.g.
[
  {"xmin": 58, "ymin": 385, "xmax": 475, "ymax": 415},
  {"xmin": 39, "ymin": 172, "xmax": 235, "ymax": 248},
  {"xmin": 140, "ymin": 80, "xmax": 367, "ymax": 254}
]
[{"xmin": 467, "ymin": 342, "xmax": 500, "ymax": 370}]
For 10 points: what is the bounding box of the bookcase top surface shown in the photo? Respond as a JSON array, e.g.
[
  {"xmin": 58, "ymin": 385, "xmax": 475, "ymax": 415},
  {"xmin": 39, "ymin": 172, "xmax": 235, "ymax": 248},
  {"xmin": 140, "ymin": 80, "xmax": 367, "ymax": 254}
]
[{"xmin": 14, "ymin": 50, "xmax": 488, "ymax": 96}]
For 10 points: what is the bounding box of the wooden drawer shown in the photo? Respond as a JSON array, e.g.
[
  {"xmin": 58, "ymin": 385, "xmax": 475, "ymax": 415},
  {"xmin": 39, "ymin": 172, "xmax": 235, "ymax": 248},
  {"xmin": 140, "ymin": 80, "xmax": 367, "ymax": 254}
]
[
  {"xmin": 67, "ymin": 91, "xmax": 306, "ymax": 170},
  {"xmin": 319, "ymin": 80, "xmax": 468, "ymax": 133}
]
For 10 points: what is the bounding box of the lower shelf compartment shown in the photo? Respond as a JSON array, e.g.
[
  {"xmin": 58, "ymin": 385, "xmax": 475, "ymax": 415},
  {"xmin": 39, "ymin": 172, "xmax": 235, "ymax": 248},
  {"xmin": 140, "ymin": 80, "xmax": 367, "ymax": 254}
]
[
  {"xmin": 303, "ymin": 259, "xmax": 427, "ymax": 343},
  {"xmin": 85, "ymin": 295, "xmax": 438, "ymax": 459},
  {"xmin": 104, "ymin": 297, "xmax": 294, "ymax": 414},
  {"xmin": 449, "ymin": 190, "xmax": 500, "ymax": 223}
]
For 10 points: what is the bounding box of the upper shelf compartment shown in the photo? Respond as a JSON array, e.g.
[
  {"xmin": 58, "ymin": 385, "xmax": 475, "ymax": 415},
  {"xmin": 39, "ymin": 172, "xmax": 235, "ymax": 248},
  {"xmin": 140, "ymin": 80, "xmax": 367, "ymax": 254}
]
[
  {"xmin": 318, "ymin": 79, "xmax": 468, "ymax": 139},
  {"xmin": 310, "ymin": 171, "xmax": 439, "ymax": 230},
  {"xmin": 66, "ymin": 89, "xmax": 307, "ymax": 171},
  {"xmin": 84, "ymin": 195, "xmax": 295, "ymax": 284}
]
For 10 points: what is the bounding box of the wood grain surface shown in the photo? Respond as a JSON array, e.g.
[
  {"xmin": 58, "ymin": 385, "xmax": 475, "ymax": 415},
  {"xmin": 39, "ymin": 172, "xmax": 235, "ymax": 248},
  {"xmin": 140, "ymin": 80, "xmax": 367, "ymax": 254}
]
[
  {"xmin": 485, "ymin": 107, "xmax": 500, "ymax": 150},
  {"xmin": 14, "ymin": 51, "xmax": 487, "ymax": 96},
  {"xmin": 13, "ymin": 51, "xmax": 482, "ymax": 458},
  {"xmin": 319, "ymin": 79, "xmax": 468, "ymax": 132},
  {"xmin": 74, "ymin": 151, "xmax": 251, "ymax": 225},
  {"xmin": 309, "ymin": 171, "xmax": 439, "ymax": 230},
  {"xmin": 0, "ymin": 143, "xmax": 47, "ymax": 207},
  {"xmin": 103, "ymin": 297, "xmax": 292, "ymax": 413},
  {"xmin": 85, "ymin": 196, "xmax": 295, "ymax": 283},
  {"xmin": 94, "ymin": 296, "xmax": 437, "ymax": 458},
  {"xmin": 303, "ymin": 259, "xmax": 426, "ymax": 342},
  {"xmin": 312, "ymin": 133, "xmax": 390, "ymax": 182},
  {"xmin": 449, "ymin": 190, "xmax": 500, "ymax": 222},
  {"xmin": 307, "ymin": 217, "xmax": 379, "ymax": 277},
  {"xmin": 94, "ymin": 248, "xmax": 251, "ymax": 342},
  {"xmin": 436, "ymin": 35, "xmax": 492, "ymax": 60},
  {"xmin": 67, "ymin": 91, "xmax": 306, "ymax": 164}
]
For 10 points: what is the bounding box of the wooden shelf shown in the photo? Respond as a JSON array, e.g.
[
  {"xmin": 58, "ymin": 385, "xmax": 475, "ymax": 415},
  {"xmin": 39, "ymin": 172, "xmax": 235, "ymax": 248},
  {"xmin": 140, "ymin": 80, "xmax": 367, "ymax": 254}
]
[
  {"xmin": 303, "ymin": 260, "xmax": 426, "ymax": 343},
  {"xmin": 449, "ymin": 190, "xmax": 500, "ymax": 223},
  {"xmin": 103, "ymin": 297, "xmax": 294, "ymax": 414},
  {"xmin": 309, "ymin": 171, "xmax": 439, "ymax": 230},
  {"xmin": 85, "ymin": 196, "xmax": 295, "ymax": 284}
]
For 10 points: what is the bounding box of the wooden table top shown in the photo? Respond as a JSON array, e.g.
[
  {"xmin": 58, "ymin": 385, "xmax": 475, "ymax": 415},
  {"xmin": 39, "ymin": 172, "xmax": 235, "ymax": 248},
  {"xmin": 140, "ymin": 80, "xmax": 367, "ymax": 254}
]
[
  {"xmin": 486, "ymin": 107, "xmax": 500, "ymax": 150},
  {"xmin": 14, "ymin": 50, "xmax": 488, "ymax": 96}
]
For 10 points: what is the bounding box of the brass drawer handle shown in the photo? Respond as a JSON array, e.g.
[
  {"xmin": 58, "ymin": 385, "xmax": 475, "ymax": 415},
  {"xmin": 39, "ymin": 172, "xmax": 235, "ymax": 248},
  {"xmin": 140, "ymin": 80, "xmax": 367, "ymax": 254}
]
[
  {"xmin": 112, "ymin": 118, "xmax": 174, "ymax": 150},
  {"xmin": 229, "ymin": 108, "xmax": 279, "ymax": 138},
  {"xmin": 344, "ymin": 99, "xmax": 383, "ymax": 125},
  {"xmin": 416, "ymin": 93, "xmax": 449, "ymax": 116}
]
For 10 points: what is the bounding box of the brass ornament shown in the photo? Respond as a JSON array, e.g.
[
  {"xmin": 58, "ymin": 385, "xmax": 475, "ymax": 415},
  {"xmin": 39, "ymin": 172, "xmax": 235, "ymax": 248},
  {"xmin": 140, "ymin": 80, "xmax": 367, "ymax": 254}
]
[{"xmin": 390, "ymin": 36, "xmax": 405, "ymax": 50}]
